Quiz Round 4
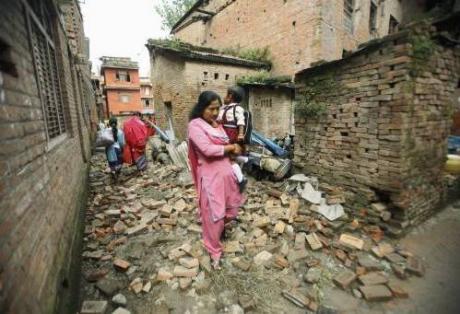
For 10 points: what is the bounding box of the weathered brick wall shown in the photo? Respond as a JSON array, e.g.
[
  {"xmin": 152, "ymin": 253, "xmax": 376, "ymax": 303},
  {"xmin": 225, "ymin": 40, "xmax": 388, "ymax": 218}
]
[
  {"xmin": 294, "ymin": 27, "xmax": 460, "ymax": 230},
  {"xmin": 150, "ymin": 53, "xmax": 260, "ymax": 140},
  {"xmin": 247, "ymin": 86, "xmax": 294, "ymax": 138},
  {"xmin": 0, "ymin": 0, "xmax": 93, "ymax": 313},
  {"xmin": 174, "ymin": 0, "xmax": 404, "ymax": 76}
]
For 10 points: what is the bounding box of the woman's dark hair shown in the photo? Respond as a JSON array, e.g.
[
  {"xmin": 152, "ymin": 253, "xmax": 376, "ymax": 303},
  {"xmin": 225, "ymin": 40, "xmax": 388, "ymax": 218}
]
[
  {"xmin": 189, "ymin": 91, "xmax": 222, "ymax": 121},
  {"xmin": 109, "ymin": 117, "xmax": 118, "ymax": 143}
]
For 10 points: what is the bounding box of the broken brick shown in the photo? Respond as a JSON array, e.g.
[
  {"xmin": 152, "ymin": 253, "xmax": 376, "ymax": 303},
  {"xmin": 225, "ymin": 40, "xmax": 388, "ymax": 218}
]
[
  {"xmin": 339, "ymin": 234, "xmax": 364, "ymax": 250},
  {"xmin": 306, "ymin": 233, "xmax": 323, "ymax": 250},
  {"xmin": 387, "ymin": 281, "xmax": 409, "ymax": 298},
  {"xmin": 359, "ymin": 285, "xmax": 393, "ymax": 301},
  {"xmin": 113, "ymin": 259, "xmax": 130, "ymax": 271},
  {"xmin": 406, "ymin": 256, "xmax": 425, "ymax": 277},
  {"xmin": 333, "ymin": 269, "xmax": 357, "ymax": 289},
  {"xmin": 358, "ymin": 272, "xmax": 388, "ymax": 285},
  {"xmin": 179, "ymin": 257, "xmax": 199, "ymax": 269},
  {"xmin": 173, "ymin": 265, "xmax": 199, "ymax": 277}
]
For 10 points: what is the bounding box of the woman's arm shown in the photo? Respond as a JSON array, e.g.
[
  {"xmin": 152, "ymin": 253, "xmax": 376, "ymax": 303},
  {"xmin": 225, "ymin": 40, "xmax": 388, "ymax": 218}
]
[{"xmin": 189, "ymin": 125, "xmax": 238, "ymax": 157}]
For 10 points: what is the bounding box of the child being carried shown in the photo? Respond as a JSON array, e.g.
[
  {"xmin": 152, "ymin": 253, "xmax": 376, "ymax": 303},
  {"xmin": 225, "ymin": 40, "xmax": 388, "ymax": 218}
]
[{"xmin": 218, "ymin": 86, "xmax": 249, "ymax": 192}]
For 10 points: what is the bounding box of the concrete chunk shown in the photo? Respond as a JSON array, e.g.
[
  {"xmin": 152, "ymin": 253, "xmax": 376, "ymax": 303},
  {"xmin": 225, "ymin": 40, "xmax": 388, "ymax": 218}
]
[{"xmin": 81, "ymin": 300, "xmax": 108, "ymax": 314}]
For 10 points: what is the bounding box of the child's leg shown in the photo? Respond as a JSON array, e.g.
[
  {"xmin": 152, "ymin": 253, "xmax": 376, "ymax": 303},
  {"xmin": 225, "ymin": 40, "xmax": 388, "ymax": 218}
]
[{"xmin": 231, "ymin": 163, "xmax": 244, "ymax": 183}]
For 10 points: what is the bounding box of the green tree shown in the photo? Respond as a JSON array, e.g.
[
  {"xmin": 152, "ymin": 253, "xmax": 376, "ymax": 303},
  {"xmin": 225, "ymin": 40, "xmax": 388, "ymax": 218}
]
[{"xmin": 155, "ymin": 0, "xmax": 196, "ymax": 31}]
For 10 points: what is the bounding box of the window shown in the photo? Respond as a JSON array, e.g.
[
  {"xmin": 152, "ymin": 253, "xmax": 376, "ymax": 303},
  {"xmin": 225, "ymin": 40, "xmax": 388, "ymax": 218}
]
[
  {"xmin": 369, "ymin": 1, "xmax": 377, "ymax": 32},
  {"xmin": 119, "ymin": 94, "xmax": 131, "ymax": 103},
  {"xmin": 25, "ymin": 0, "xmax": 67, "ymax": 141},
  {"xmin": 203, "ymin": 71, "xmax": 208, "ymax": 81},
  {"xmin": 143, "ymin": 99, "xmax": 151, "ymax": 106},
  {"xmin": 214, "ymin": 73, "xmax": 219, "ymax": 80},
  {"xmin": 344, "ymin": 0, "xmax": 354, "ymax": 33},
  {"xmin": 225, "ymin": 74, "xmax": 230, "ymax": 80},
  {"xmin": 389, "ymin": 15, "xmax": 399, "ymax": 34},
  {"xmin": 116, "ymin": 70, "xmax": 130, "ymax": 82}
]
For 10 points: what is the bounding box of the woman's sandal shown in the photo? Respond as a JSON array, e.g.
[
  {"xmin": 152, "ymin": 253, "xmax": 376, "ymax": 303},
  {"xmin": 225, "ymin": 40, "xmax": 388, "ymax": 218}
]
[{"xmin": 212, "ymin": 259, "xmax": 222, "ymax": 270}]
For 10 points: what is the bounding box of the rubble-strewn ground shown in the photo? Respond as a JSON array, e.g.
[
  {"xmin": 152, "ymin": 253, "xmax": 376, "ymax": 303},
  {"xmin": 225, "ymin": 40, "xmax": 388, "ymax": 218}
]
[{"xmin": 78, "ymin": 152, "xmax": 460, "ymax": 314}]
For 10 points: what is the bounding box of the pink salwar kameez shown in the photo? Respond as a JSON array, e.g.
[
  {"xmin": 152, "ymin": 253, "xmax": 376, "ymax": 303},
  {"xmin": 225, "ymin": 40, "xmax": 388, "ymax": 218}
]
[{"xmin": 188, "ymin": 118, "xmax": 245, "ymax": 261}]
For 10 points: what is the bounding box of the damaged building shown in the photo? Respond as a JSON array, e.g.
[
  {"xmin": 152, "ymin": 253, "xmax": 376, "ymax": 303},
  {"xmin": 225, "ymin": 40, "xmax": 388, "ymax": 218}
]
[
  {"xmin": 146, "ymin": 40, "xmax": 269, "ymax": 140},
  {"xmin": 0, "ymin": 0, "xmax": 98, "ymax": 312},
  {"xmin": 149, "ymin": 0, "xmax": 445, "ymax": 142},
  {"xmin": 294, "ymin": 15, "xmax": 460, "ymax": 230}
]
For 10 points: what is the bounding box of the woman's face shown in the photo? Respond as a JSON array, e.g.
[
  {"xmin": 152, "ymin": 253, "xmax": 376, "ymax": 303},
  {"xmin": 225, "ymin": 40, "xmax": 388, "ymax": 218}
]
[{"xmin": 202, "ymin": 99, "xmax": 220, "ymax": 124}]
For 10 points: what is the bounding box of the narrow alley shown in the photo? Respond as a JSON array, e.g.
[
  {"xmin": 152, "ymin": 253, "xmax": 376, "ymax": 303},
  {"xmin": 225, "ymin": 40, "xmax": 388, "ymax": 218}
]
[{"xmin": 79, "ymin": 152, "xmax": 460, "ymax": 314}]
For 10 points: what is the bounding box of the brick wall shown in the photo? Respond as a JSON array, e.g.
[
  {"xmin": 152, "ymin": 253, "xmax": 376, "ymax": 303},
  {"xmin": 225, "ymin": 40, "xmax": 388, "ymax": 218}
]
[
  {"xmin": 247, "ymin": 86, "xmax": 294, "ymax": 138},
  {"xmin": 294, "ymin": 25, "xmax": 460, "ymax": 230},
  {"xmin": 0, "ymin": 0, "xmax": 94, "ymax": 313},
  {"xmin": 150, "ymin": 52, "xmax": 260, "ymax": 140},
  {"xmin": 173, "ymin": 0, "xmax": 405, "ymax": 76}
]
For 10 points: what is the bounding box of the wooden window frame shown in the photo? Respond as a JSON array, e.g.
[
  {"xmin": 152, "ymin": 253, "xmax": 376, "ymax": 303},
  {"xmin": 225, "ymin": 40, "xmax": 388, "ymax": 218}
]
[
  {"xmin": 369, "ymin": 1, "xmax": 378, "ymax": 33},
  {"xmin": 24, "ymin": 0, "xmax": 68, "ymax": 149}
]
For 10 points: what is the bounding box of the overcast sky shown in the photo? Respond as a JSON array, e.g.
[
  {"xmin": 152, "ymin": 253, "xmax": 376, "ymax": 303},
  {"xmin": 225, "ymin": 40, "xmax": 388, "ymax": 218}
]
[{"xmin": 81, "ymin": 0, "xmax": 169, "ymax": 77}]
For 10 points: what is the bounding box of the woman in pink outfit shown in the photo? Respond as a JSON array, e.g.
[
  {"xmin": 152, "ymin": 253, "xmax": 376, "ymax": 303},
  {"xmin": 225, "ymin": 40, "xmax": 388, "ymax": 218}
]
[{"xmin": 188, "ymin": 91, "xmax": 245, "ymax": 270}]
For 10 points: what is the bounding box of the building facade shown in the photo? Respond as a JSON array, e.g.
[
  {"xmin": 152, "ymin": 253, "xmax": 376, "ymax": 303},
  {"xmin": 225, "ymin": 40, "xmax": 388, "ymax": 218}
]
[
  {"xmin": 171, "ymin": 0, "xmax": 423, "ymax": 77},
  {"xmin": 140, "ymin": 77, "xmax": 154, "ymax": 111},
  {"xmin": 0, "ymin": 0, "xmax": 97, "ymax": 313},
  {"xmin": 100, "ymin": 57, "xmax": 142, "ymax": 116},
  {"xmin": 242, "ymin": 83, "xmax": 295, "ymax": 138}
]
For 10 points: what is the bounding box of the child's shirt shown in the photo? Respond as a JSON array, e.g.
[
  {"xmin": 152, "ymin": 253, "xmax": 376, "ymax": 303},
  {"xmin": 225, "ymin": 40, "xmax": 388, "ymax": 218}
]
[{"xmin": 218, "ymin": 103, "xmax": 245, "ymax": 126}]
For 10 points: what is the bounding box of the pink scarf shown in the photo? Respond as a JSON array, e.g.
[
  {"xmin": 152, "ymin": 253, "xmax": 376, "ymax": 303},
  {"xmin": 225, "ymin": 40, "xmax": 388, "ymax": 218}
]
[{"xmin": 187, "ymin": 118, "xmax": 229, "ymax": 202}]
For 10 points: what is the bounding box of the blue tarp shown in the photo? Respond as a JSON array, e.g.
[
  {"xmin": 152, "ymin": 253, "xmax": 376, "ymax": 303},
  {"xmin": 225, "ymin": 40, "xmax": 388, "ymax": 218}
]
[
  {"xmin": 448, "ymin": 136, "xmax": 460, "ymax": 153},
  {"xmin": 251, "ymin": 130, "xmax": 288, "ymax": 158}
]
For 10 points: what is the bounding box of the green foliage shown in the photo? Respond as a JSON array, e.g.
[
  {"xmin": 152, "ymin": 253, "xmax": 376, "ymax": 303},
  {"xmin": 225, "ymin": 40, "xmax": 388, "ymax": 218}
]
[
  {"xmin": 236, "ymin": 71, "xmax": 289, "ymax": 85},
  {"xmin": 222, "ymin": 46, "xmax": 272, "ymax": 65},
  {"xmin": 148, "ymin": 38, "xmax": 216, "ymax": 54},
  {"xmin": 409, "ymin": 29, "xmax": 436, "ymax": 76},
  {"xmin": 296, "ymin": 75, "xmax": 338, "ymax": 118},
  {"xmin": 154, "ymin": 0, "xmax": 196, "ymax": 31}
]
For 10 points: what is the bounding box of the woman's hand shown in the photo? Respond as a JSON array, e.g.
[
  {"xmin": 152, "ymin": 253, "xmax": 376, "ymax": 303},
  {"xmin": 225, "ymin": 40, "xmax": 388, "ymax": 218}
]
[
  {"xmin": 224, "ymin": 143, "xmax": 243, "ymax": 155},
  {"xmin": 233, "ymin": 143, "xmax": 243, "ymax": 155}
]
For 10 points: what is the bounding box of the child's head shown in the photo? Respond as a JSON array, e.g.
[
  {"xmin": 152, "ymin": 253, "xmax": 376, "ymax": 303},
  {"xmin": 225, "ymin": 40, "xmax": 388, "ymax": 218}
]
[{"xmin": 225, "ymin": 86, "xmax": 245, "ymax": 104}]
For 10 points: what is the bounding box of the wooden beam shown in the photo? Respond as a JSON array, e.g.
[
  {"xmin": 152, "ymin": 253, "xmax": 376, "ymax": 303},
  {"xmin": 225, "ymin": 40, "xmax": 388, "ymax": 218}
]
[{"xmin": 195, "ymin": 8, "xmax": 215, "ymax": 16}]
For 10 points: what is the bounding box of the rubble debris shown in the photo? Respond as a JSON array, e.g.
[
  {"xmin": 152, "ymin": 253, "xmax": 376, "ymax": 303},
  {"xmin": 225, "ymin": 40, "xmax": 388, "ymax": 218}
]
[
  {"xmin": 406, "ymin": 256, "xmax": 425, "ymax": 277},
  {"xmin": 305, "ymin": 233, "xmax": 323, "ymax": 250},
  {"xmin": 112, "ymin": 293, "xmax": 127, "ymax": 306},
  {"xmin": 254, "ymin": 251, "xmax": 273, "ymax": 267},
  {"xmin": 333, "ymin": 269, "xmax": 357, "ymax": 289},
  {"xmin": 112, "ymin": 307, "xmax": 131, "ymax": 314},
  {"xmin": 282, "ymin": 289, "xmax": 310, "ymax": 308},
  {"xmin": 113, "ymin": 259, "xmax": 130, "ymax": 271},
  {"xmin": 359, "ymin": 285, "xmax": 393, "ymax": 301},
  {"xmin": 129, "ymin": 278, "xmax": 143, "ymax": 294},
  {"xmin": 173, "ymin": 265, "xmax": 199, "ymax": 277},
  {"xmin": 339, "ymin": 234, "xmax": 364, "ymax": 250},
  {"xmin": 387, "ymin": 281, "xmax": 409, "ymax": 298},
  {"xmin": 358, "ymin": 272, "xmax": 389, "ymax": 286},
  {"xmin": 80, "ymin": 153, "xmax": 431, "ymax": 313},
  {"xmin": 81, "ymin": 300, "xmax": 108, "ymax": 314}
]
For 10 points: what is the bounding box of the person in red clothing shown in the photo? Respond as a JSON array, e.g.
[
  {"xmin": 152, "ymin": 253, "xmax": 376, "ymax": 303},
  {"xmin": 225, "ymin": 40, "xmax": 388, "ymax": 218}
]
[
  {"xmin": 142, "ymin": 112, "xmax": 157, "ymax": 137},
  {"xmin": 123, "ymin": 112, "xmax": 149, "ymax": 174}
]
